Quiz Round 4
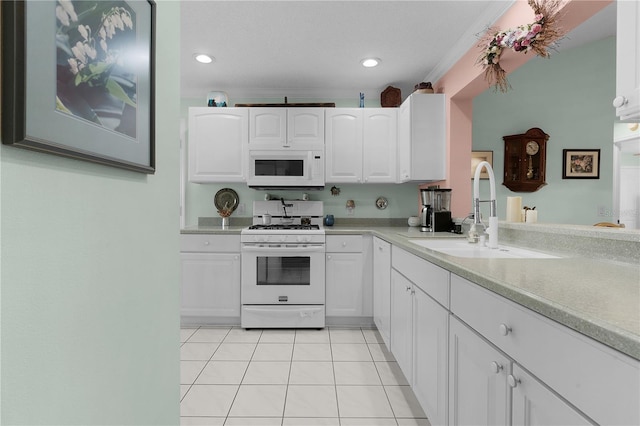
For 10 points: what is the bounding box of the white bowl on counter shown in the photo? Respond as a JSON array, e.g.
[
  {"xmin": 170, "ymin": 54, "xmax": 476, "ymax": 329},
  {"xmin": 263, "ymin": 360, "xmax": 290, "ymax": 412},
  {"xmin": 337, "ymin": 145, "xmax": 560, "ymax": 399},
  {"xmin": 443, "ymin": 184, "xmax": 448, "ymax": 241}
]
[{"xmin": 407, "ymin": 216, "xmax": 421, "ymax": 227}]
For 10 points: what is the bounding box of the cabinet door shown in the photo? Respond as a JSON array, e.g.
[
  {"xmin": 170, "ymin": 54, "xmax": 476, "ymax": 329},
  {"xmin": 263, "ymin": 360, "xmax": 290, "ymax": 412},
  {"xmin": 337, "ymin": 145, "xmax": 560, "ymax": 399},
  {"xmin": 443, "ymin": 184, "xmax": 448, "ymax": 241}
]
[
  {"xmin": 325, "ymin": 109, "xmax": 363, "ymax": 183},
  {"xmin": 397, "ymin": 100, "xmax": 411, "ymax": 182},
  {"xmin": 390, "ymin": 270, "xmax": 413, "ymax": 383},
  {"xmin": 287, "ymin": 108, "xmax": 324, "ymax": 147},
  {"xmin": 188, "ymin": 108, "xmax": 247, "ymax": 182},
  {"xmin": 615, "ymin": 0, "xmax": 640, "ymax": 121},
  {"xmin": 325, "ymin": 252, "xmax": 364, "ymax": 317},
  {"xmin": 396, "ymin": 94, "xmax": 446, "ymax": 182},
  {"xmin": 510, "ymin": 364, "xmax": 593, "ymax": 426},
  {"xmin": 413, "ymin": 287, "xmax": 449, "ymax": 426},
  {"xmin": 180, "ymin": 252, "xmax": 241, "ymax": 318},
  {"xmin": 449, "ymin": 316, "xmax": 510, "ymax": 426},
  {"xmin": 363, "ymin": 109, "xmax": 397, "ymax": 183},
  {"xmin": 373, "ymin": 237, "xmax": 391, "ymax": 349},
  {"xmin": 249, "ymin": 108, "xmax": 286, "ymax": 146}
]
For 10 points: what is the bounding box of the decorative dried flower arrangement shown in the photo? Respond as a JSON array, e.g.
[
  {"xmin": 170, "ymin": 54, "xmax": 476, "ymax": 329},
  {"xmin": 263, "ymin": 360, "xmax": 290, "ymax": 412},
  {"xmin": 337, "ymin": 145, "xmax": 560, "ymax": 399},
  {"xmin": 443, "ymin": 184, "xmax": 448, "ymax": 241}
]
[
  {"xmin": 217, "ymin": 203, "xmax": 233, "ymax": 218},
  {"xmin": 478, "ymin": 0, "xmax": 565, "ymax": 92}
]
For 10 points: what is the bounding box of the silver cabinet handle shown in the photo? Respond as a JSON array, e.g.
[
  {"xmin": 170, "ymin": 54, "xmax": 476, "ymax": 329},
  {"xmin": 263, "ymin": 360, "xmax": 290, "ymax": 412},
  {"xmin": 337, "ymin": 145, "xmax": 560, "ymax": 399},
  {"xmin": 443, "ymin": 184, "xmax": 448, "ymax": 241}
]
[
  {"xmin": 613, "ymin": 95, "xmax": 628, "ymax": 108},
  {"xmin": 507, "ymin": 374, "xmax": 521, "ymax": 388},
  {"xmin": 499, "ymin": 323, "xmax": 512, "ymax": 336},
  {"xmin": 490, "ymin": 361, "xmax": 503, "ymax": 374}
]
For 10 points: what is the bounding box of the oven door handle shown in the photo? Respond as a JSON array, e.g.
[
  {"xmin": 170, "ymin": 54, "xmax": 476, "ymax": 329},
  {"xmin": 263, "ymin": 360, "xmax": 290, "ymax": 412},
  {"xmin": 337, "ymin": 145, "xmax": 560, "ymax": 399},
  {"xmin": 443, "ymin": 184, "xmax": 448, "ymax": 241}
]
[{"xmin": 242, "ymin": 244, "xmax": 325, "ymax": 253}]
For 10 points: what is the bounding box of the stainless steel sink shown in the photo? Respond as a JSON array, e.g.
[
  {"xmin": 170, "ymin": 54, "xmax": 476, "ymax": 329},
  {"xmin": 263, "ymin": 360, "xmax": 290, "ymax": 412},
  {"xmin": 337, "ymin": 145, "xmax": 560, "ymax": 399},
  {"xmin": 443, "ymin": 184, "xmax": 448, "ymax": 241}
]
[{"xmin": 408, "ymin": 239, "xmax": 559, "ymax": 259}]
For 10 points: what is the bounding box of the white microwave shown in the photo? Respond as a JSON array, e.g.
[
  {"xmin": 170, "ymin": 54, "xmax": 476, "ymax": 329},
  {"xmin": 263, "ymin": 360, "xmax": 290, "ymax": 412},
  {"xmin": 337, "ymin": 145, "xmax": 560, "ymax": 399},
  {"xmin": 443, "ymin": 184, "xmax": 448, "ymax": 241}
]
[{"xmin": 247, "ymin": 149, "xmax": 325, "ymax": 190}]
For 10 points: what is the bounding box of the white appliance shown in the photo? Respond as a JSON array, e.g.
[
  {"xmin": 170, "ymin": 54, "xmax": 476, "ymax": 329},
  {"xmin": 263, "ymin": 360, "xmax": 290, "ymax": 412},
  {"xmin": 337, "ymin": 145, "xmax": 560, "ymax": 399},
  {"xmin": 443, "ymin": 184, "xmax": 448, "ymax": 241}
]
[
  {"xmin": 246, "ymin": 149, "xmax": 324, "ymax": 190},
  {"xmin": 241, "ymin": 200, "xmax": 325, "ymax": 328}
]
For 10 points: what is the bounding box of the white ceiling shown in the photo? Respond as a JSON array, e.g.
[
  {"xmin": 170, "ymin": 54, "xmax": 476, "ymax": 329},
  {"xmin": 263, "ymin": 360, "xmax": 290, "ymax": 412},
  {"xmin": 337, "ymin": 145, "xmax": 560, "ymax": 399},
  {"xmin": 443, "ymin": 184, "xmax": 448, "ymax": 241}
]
[{"xmin": 180, "ymin": 1, "xmax": 616, "ymax": 103}]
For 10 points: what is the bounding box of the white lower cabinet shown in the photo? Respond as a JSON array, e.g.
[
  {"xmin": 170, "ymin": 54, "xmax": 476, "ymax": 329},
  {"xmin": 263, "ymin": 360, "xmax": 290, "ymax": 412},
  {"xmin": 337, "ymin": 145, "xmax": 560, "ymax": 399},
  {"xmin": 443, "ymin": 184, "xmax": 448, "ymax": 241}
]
[
  {"xmin": 391, "ymin": 246, "xmax": 451, "ymax": 425},
  {"xmin": 386, "ymin": 244, "xmax": 639, "ymax": 426},
  {"xmin": 448, "ymin": 316, "xmax": 510, "ymax": 426},
  {"xmin": 450, "ymin": 274, "xmax": 639, "ymax": 426},
  {"xmin": 390, "ymin": 270, "xmax": 414, "ymax": 380},
  {"xmin": 180, "ymin": 235, "xmax": 241, "ymax": 323},
  {"xmin": 510, "ymin": 364, "xmax": 592, "ymax": 426},
  {"xmin": 413, "ymin": 284, "xmax": 449, "ymax": 426},
  {"xmin": 325, "ymin": 235, "xmax": 371, "ymax": 320},
  {"xmin": 372, "ymin": 237, "xmax": 391, "ymax": 349}
]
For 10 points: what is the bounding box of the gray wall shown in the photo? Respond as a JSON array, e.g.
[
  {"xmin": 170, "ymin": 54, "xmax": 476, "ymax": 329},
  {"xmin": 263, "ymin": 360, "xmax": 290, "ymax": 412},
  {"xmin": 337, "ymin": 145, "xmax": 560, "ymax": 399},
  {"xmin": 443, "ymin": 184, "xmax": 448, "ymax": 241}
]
[
  {"xmin": 472, "ymin": 37, "xmax": 617, "ymax": 225},
  {"xmin": 0, "ymin": 2, "xmax": 181, "ymax": 423}
]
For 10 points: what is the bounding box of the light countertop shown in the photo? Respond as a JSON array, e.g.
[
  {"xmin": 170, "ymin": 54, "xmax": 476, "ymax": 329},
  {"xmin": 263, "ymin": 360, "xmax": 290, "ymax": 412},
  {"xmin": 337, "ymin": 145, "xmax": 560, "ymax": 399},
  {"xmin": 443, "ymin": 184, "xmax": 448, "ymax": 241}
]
[{"xmin": 180, "ymin": 224, "xmax": 640, "ymax": 360}]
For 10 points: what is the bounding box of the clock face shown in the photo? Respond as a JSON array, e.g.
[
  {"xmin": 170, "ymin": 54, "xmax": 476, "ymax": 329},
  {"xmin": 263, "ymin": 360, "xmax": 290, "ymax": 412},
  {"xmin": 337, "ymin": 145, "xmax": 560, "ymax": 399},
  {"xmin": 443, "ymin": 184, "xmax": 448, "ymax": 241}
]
[{"xmin": 526, "ymin": 140, "xmax": 540, "ymax": 155}]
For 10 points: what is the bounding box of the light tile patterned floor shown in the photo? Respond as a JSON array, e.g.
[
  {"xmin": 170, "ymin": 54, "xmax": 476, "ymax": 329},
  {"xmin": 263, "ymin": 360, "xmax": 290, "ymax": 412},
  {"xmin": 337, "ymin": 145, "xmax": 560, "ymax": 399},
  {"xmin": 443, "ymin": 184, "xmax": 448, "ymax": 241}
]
[{"xmin": 180, "ymin": 327, "xmax": 431, "ymax": 426}]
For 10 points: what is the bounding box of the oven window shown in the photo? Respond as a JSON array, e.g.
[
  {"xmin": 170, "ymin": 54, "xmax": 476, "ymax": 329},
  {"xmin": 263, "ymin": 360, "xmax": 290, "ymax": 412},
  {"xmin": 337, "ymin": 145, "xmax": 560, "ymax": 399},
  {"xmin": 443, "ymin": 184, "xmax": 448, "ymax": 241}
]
[
  {"xmin": 255, "ymin": 160, "xmax": 304, "ymax": 177},
  {"xmin": 256, "ymin": 256, "xmax": 310, "ymax": 286}
]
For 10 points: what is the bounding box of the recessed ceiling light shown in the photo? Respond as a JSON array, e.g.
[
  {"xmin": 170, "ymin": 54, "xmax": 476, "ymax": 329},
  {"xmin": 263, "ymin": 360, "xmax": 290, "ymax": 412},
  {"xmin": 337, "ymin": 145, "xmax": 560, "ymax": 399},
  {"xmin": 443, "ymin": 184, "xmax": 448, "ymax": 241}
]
[
  {"xmin": 361, "ymin": 58, "xmax": 381, "ymax": 68},
  {"xmin": 194, "ymin": 53, "xmax": 214, "ymax": 64}
]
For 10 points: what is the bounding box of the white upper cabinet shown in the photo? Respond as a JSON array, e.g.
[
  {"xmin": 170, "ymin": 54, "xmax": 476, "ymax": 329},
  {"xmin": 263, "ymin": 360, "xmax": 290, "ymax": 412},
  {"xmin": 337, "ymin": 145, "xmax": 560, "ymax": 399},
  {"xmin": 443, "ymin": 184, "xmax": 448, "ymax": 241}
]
[
  {"xmin": 325, "ymin": 108, "xmax": 397, "ymax": 183},
  {"xmin": 288, "ymin": 108, "xmax": 325, "ymax": 147},
  {"xmin": 188, "ymin": 107, "xmax": 248, "ymax": 183},
  {"xmin": 614, "ymin": 0, "xmax": 640, "ymax": 121},
  {"xmin": 397, "ymin": 93, "xmax": 446, "ymax": 182},
  {"xmin": 363, "ymin": 109, "xmax": 397, "ymax": 183},
  {"xmin": 325, "ymin": 109, "xmax": 363, "ymax": 183},
  {"xmin": 249, "ymin": 108, "xmax": 324, "ymax": 148}
]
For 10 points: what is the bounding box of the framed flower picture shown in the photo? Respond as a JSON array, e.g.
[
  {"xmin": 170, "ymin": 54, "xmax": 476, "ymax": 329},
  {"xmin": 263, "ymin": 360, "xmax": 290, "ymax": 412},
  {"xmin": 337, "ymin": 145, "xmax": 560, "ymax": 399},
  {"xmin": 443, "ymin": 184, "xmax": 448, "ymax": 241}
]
[
  {"xmin": 562, "ymin": 149, "xmax": 600, "ymax": 179},
  {"xmin": 1, "ymin": 0, "xmax": 156, "ymax": 173}
]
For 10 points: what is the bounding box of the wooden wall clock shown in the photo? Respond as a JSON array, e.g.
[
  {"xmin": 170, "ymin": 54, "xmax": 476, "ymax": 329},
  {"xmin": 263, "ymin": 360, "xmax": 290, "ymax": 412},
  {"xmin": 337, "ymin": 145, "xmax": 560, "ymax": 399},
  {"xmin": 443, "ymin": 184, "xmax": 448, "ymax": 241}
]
[{"xmin": 502, "ymin": 127, "xmax": 549, "ymax": 192}]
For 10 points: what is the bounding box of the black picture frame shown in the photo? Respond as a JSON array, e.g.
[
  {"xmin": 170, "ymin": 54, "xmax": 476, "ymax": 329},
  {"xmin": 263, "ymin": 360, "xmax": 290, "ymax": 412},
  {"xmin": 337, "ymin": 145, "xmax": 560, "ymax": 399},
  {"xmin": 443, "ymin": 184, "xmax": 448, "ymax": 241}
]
[
  {"xmin": 562, "ymin": 149, "xmax": 601, "ymax": 179},
  {"xmin": 1, "ymin": 0, "xmax": 156, "ymax": 174}
]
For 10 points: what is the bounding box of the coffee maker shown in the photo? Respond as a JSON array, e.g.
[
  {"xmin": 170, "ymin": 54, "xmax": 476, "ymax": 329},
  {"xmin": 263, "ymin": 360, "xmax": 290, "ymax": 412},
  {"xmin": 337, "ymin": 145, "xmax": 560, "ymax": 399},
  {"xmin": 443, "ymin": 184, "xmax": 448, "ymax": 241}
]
[{"xmin": 420, "ymin": 188, "xmax": 452, "ymax": 232}]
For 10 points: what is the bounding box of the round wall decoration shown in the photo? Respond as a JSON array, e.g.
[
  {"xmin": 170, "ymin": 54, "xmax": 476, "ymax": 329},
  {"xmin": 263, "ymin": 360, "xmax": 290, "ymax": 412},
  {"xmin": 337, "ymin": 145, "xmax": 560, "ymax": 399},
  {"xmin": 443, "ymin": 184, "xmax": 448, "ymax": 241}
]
[{"xmin": 375, "ymin": 196, "xmax": 389, "ymax": 210}]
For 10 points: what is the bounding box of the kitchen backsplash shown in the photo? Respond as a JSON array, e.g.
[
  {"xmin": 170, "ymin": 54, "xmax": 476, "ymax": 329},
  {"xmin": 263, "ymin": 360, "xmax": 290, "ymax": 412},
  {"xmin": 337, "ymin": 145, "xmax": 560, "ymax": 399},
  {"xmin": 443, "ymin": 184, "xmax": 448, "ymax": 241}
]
[{"xmin": 185, "ymin": 182, "xmax": 424, "ymax": 228}]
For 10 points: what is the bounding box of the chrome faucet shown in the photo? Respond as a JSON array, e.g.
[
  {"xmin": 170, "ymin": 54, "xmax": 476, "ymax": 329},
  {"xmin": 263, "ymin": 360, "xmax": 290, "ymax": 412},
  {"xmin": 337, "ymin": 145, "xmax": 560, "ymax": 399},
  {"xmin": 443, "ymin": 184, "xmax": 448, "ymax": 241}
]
[{"xmin": 472, "ymin": 161, "xmax": 498, "ymax": 249}]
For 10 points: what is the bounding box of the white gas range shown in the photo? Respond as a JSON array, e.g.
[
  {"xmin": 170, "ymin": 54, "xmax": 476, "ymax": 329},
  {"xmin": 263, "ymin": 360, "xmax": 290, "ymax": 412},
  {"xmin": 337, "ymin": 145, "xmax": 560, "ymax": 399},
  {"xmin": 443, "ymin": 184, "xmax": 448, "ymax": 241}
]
[{"xmin": 240, "ymin": 200, "xmax": 326, "ymax": 328}]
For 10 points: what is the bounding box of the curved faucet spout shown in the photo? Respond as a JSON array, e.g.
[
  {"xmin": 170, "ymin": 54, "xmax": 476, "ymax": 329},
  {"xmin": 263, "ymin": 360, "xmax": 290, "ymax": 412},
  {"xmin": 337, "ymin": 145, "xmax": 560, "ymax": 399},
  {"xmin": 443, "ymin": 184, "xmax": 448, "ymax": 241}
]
[
  {"xmin": 472, "ymin": 161, "xmax": 499, "ymax": 248},
  {"xmin": 473, "ymin": 161, "xmax": 496, "ymax": 212}
]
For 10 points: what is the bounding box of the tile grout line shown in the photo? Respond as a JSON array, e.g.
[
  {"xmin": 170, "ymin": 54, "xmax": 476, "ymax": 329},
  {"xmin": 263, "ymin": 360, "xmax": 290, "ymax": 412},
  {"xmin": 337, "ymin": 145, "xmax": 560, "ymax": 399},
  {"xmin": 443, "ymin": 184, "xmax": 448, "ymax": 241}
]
[
  {"xmin": 365, "ymin": 328, "xmax": 401, "ymax": 426},
  {"xmin": 224, "ymin": 327, "xmax": 262, "ymax": 423},
  {"xmin": 329, "ymin": 327, "xmax": 343, "ymax": 426},
  {"xmin": 279, "ymin": 330, "xmax": 297, "ymax": 426},
  {"xmin": 180, "ymin": 326, "xmax": 232, "ymax": 406}
]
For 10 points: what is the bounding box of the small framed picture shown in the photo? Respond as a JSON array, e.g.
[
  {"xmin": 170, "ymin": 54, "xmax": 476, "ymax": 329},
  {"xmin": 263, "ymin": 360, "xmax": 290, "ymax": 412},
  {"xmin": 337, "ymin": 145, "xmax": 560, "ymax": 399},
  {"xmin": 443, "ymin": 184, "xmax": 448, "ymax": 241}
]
[
  {"xmin": 562, "ymin": 149, "xmax": 600, "ymax": 179},
  {"xmin": 471, "ymin": 151, "xmax": 494, "ymax": 179}
]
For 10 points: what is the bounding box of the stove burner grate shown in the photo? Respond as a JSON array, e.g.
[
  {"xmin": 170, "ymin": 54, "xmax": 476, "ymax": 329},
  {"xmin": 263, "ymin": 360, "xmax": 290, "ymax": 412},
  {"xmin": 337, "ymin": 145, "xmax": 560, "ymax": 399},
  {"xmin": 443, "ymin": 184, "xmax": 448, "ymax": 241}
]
[{"xmin": 248, "ymin": 224, "xmax": 320, "ymax": 231}]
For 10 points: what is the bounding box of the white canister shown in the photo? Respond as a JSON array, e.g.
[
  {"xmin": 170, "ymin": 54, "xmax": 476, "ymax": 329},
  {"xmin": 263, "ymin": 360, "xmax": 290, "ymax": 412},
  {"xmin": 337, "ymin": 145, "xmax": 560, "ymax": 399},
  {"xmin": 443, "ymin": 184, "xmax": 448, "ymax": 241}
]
[
  {"xmin": 262, "ymin": 214, "xmax": 271, "ymax": 225},
  {"xmin": 526, "ymin": 210, "xmax": 538, "ymax": 223},
  {"xmin": 408, "ymin": 216, "xmax": 420, "ymax": 227}
]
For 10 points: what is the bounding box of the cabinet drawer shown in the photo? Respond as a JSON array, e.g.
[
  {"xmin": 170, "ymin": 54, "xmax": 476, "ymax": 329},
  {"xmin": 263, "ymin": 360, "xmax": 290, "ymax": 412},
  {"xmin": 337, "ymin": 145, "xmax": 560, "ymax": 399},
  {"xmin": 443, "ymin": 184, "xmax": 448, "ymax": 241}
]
[
  {"xmin": 326, "ymin": 235, "xmax": 363, "ymax": 252},
  {"xmin": 450, "ymin": 274, "xmax": 640, "ymax": 426},
  {"xmin": 391, "ymin": 246, "xmax": 449, "ymax": 308},
  {"xmin": 180, "ymin": 234, "xmax": 240, "ymax": 252}
]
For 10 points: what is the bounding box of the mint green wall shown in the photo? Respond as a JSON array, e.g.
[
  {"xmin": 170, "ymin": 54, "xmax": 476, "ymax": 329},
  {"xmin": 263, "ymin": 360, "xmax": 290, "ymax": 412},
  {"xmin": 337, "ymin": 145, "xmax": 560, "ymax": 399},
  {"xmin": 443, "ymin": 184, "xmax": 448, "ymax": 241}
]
[
  {"xmin": 181, "ymin": 98, "xmax": 425, "ymax": 226},
  {"xmin": 0, "ymin": 1, "xmax": 180, "ymax": 424},
  {"xmin": 472, "ymin": 37, "xmax": 616, "ymax": 225}
]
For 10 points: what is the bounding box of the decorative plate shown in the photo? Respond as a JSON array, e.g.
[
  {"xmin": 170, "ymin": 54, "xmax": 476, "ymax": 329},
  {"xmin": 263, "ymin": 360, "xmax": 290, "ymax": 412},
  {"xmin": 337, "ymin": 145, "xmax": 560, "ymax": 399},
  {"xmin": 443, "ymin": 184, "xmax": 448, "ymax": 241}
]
[
  {"xmin": 214, "ymin": 188, "xmax": 239, "ymax": 212},
  {"xmin": 375, "ymin": 196, "xmax": 388, "ymax": 210}
]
